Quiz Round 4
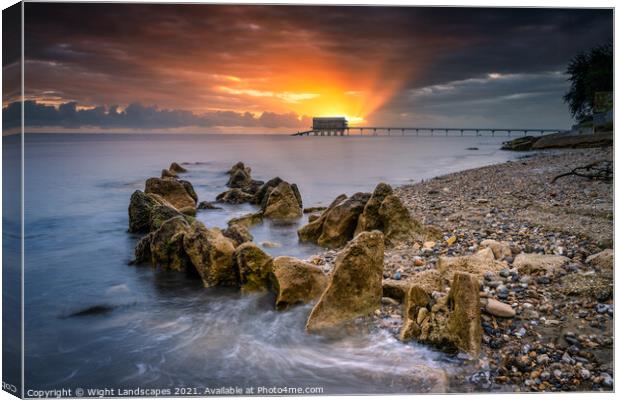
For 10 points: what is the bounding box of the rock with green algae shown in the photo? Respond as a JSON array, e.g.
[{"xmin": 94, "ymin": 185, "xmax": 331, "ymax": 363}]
[{"xmin": 234, "ymin": 242, "xmax": 273, "ymax": 293}]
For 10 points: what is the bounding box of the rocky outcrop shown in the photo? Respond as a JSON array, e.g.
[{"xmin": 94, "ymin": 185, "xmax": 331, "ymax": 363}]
[
  {"xmin": 228, "ymin": 212, "xmax": 264, "ymax": 227},
  {"xmin": 169, "ymin": 162, "xmax": 187, "ymax": 173},
  {"xmin": 182, "ymin": 222, "xmax": 238, "ymax": 287},
  {"xmin": 585, "ymin": 249, "xmax": 613, "ymax": 273},
  {"xmin": 270, "ymin": 256, "xmax": 327, "ymax": 310},
  {"xmin": 227, "ymin": 162, "xmax": 252, "ymax": 188},
  {"xmin": 306, "ymin": 231, "xmax": 384, "ymax": 333},
  {"xmin": 299, "ymin": 183, "xmax": 423, "ymax": 248},
  {"xmin": 437, "ymin": 247, "xmax": 506, "ymax": 283},
  {"xmin": 262, "ymin": 181, "xmax": 303, "ymax": 219},
  {"xmin": 513, "ymin": 253, "xmax": 570, "ymax": 275},
  {"xmin": 179, "ymin": 180, "xmax": 198, "ymax": 203},
  {"xmin": 502, "ymin": 132, "xmax": 613, "ymax": 151},
  {"xmin": 145, "ymin": 177, "xmax": 197, "ymax": 214},
  {"xmin": 354, "ymin": 182, "xmax": 393, "ymax": 235},
  {"xmin": 480, "ymin": 239, "xmax": 512, "ymax": 260},
  {"xmin": 128, "ymin": 190, "xmax": 185, "ymax": 233},
  {"xmin": 197, "ymin": 201, "xmax": 222, "ymax": 210},
  {"xmin": 501, "ymin": 136, "xmax": 539, "ymax": 151},
  {"xmin": 400, "ymin": 272, "xmax": 482, "ymax": 357},
  {"xmin": 222, "ymin": 223, "xmax": 253, "ymax": 246},
  {"xmin": 253, "ymin": 177, "xmax": 283, "ymax": 205},
  {"xmin": 234, "ymin": 243, "xmax": 273, "ymax": 293},
  {"xmin": 216, "ymin": 188, "xmax": 254, "ymax": 204},
  {"xmin": 298, "ymin": 193, "xmax": 371, "ymax": 249},
  {"xmin": 161, "ymin": 169, "xmax": 177, "ymax": 178},
  {"xmin": 146, "ymin": 216, "xmax": 192, "ymax": 271}
]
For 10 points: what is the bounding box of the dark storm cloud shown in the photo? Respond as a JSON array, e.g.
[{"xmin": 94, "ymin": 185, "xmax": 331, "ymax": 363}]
[
  {"xmin": 18, "ymin": 4, "xmax": 614, "ymax": 130},
  {"xmin": 2, "ymin": 100, "xmax": 310, "ymax": 130}
]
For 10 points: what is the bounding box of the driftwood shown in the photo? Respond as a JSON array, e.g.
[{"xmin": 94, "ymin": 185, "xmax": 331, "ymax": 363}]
[{"xmin": 551, "ymin": 160, "xmax": 612, "ymax": 184}]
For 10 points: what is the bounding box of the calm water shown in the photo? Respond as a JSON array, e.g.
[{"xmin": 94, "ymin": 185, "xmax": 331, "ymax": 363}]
[{"xmin": 22, "ymin": 133, "xmax": 518, "ymax": 394}]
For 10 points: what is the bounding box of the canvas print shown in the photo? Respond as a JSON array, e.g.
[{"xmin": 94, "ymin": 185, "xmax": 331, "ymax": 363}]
[{"xmin": 1, "ymin": 1, "xmax": 614, "ymax": 397}]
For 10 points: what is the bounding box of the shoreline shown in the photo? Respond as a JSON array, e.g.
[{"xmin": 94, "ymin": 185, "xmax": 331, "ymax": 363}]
[{"xmin": 380, "ymin": 147, "xmax": 613, "ymax": 392}]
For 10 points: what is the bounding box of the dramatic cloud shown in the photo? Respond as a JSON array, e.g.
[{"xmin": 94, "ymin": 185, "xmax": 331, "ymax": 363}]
[
  {"xmin": 9, "ymin": 4, "xmax": 613, "ymax": 132},
  {"xmin": 3, "ymin": 100, "xmax": 311, "ymax": 131}
]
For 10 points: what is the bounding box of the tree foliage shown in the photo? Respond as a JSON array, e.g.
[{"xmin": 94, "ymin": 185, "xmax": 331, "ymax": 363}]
[{"xmin": 563, "ymin": 43, "xmax": 612, "ymax": 122}]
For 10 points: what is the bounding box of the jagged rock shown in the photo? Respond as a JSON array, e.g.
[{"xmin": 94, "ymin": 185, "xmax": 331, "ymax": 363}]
[
  {"xmin": 437, "ymin": 248, "xmax": 506, "ymax": 283},
  {"xmin": 262, "ymin": 181, "xmax": 302, "ymax": 219},
  {"xmin": 410, "ymin": 269, "xmax": 442, "ymax": 294},
  {"xmin": 480, "ymin": 239, "xmax": 512, "ymax": 260},
  {"xmin": 400, "ymin": 272, "xmax": 481, "ymax": 357},
  {"xmin": 161, "ymin": 168, "xmax": 177, "ymax": 178},
  {"xmin": 482, "ymin": 298, "xmax": 515, "ymax": 318},
  {"xmin": 222, "ymin": 223, "xmax": 253, "ymax": 246},
  {"xmin": 297, "ymin": 194, "xmax": 347, "ymax": 243},
  {"xmin": 382, "ymin": 279, "xmax": 411, "ymax": 302},
  {"xmin": 501, "ymin": 136, "xmax": 540, "ymax": 151},
  {"xmin": 308, "ymin": 213, "xmax": 321, "ymax": 223},
  {"xmin": 298, "ymin": 193, "xmax": 371, "ymax": 249},
  {"xmin": 179, "ymin": 180, "xmax": 198, "ymax": 203},
  {"xmin": 228, "ymin": 212, "xmax": 264, "ymax": 227},
  {"xmin": 234, "ymin": 243, "xmax": 273, "ymax": 292},
  {"xmin": 169, "ymin": 162, "xmax": 187, "ymax": 173},
  {"xmin": 378, "ymin": 194, "xmax": 422, "ymax": 243},
  {"xmin": 182, "ymin": 222, "xmax": 238, "ymax": 287},
  {"xmin": 226, "ymin": 162, "xmax": 252, "ymax": 188},
  {"xmin": 133, "ymin": 232, "xmax": 154, "ymax": 264},
  {"xmin": 271, "ymin": 256, "xmax": 327, "ymax": 310},
  {"xmin": 253, "ymin": 177, "xmax": 283, "ymax": 205},
  {"xmin": 145, "ymin": 177, "xmax": 197, "ymax": 213},
  {"xmin": 216, "ymin": 188, "xmax": 254, "ymax": 204},
  {"xmin": 513, "ymin": 253, "xmax": 570, "ymax": 275},
  {"xmin": 354, "ymin": 182, "xmax": 393, "ymax": 235},
  {"xmin": 306, "ymin": 231, "xmax": 384, "ymax": 333},
  {"xmin": 197, "ymin": 201, "xmax": 222, "ymax": 210},
  {"xmin": 128, "ymin": 190, "xmax": 184, "ymax": 233},
  {"xmin": 227, "ymin": 161, "xmax": 251, "ymax": 175},
  {"xmin": 585, "ymin": 249, "xmax": 613, "ymax": 273},
  {"xmin": 147, "ymin": 216, "xmax": 192, "ymax": 271},
  {"xmin": 244, "ymin": 179, "xmax": 264, "ymax": 195}
]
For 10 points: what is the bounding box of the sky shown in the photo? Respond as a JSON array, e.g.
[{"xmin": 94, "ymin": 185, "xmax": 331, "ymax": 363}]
[{"xmin": 2, "ymin": 4, "xmax": 613, "ymax": 133}]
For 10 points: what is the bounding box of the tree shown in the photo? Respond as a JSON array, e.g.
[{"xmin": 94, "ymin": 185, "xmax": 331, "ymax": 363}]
[{"xmin": 563, "ymin": 43, "xmax": 612, "ymax": 123}]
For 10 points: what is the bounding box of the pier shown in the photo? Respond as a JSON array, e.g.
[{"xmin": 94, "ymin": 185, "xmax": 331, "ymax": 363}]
[{"xmin": 292, "ymin": 126, "xmax": 566, "ymax": 137}]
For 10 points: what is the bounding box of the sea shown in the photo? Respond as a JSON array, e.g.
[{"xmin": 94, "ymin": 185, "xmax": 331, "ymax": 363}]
[{"xmin": 8, "ymin": 133, "xmax": 522, "ymax": 394}]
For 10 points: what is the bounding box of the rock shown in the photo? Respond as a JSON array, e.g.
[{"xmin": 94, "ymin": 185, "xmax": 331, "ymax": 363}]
[
  {"xmin": 270, "ymin": 256, "xmax": 327, "ymax": 310},
  {"xmin": 216, "ymin": 188, "xmax": 254, "ymax": 204},
  {"xmin": 482, "ymin": 298, "xmax": 515, "ymax": 318},
  {"xmin": 354, "ymin": 182, "xmax": 393, "ymax": 235},
  {"xmin": 423, "ymin": 241, "xmax": 436, "ymax": 249},
  {"xmin": 161, "ymin": 168, "xmax": 177, "ymax": 178},
  {"xmin": 513, "ymin": 253, "xmax": 570, "ymax": 275},
  {"xmin": 260, "ymin": 241, "xmax": 281, "ymax": 248},
  {"xmin": 560, "ymin": 273, "xmax": 612, "ymax": 301},
  {"xmin": 262, "ymin": 181, "xmax": 303, "ymax": 219},
  {"xmin": 128, "ymin": 190, "xmax": 184, "ymax": 233},
  {"xmin": 313, "ymin": 192, "xmax": 371, "ymax": 248},
  {"xmin": 234, "ymin": 243, "xmax": 273, "ymax": 292},
  {"xmin": 532, "ymin": 131, "xmax": 613, "ymax": 150},
  {"xmin": 222, "ymin": 223, "xmax": 253, "ymax": 246},
  {"xmin": 169, "ymin": 162, "xmax": 187, "ymax": 173},
  {"xmin": 585, "ymin": 249, "xmax": 613, "ymax": 273},
  {"xmin": 226, "ymin": 162, "xmax": 252, "ymax": 188},
  {"xmin": 382, "ymin": 279, "xmax": 411, "ymax": 302},
  {"xmin": 409, "ymin": 269, "xmax": 442, "ymax": 294},
  {"xmin": 437, "ymin": 248, "xmax": 506, "ymax": 283},
  {"xmin": 446, "ymin": 235, "xmax": 457, "ymax": 246},
  {"xmin": 306, "ymin": 231, "xmax": 384, "ymax": 333},
  {"xmin": 179, "ymin": 180, "xmax": 198, "ymax": 203},
  {"xmin": 197, "ymin": 201, "xmax": 222, "ymax": 210},
  {"xmin": 480, "ymin": 239, "xmax": 512, "ymax": 260},
  {"xmin": 147, "ymin": 216, "xmax": 192, "ymax": 271},
  {"xmin": 303, "ymin": 206, "xmax": 327, "ymax": 214},
  {"xmin": 308, "ymin": 213, "xmax": 321, "ymax": 223},
  {"xmin": 253, "ymin": 177, "xmax": 283, "ymax": 205},
  {"xmin": 378, "ymin": 194, "xmax": 422, "ymax": 243},
  {"xmin": 401, "ymin": 272, "xmax": 482, "ymax": 357},
  {"xmin": 228, "ymin": 212, "xmax": 264, "ymax": 227},
  {"xmin": 145, "ymin": 177, "xmax": 197, "ymax": 213},
  {"xmin": 182, "ymin": 222, "xmax": 237, "ymax": 287},
  {"xmin": 297, "ymin": 194, "xmax": 347, "ymax": 243},
  {"xmin": 501, "ymin": 136, "xmax": 540, "ymax": 151}
]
